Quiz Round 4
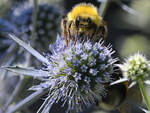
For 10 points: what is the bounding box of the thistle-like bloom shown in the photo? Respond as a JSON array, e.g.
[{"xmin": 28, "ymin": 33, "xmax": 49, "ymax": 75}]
[
  {"xmin": 5, "ymin": 35, "xmax": 117, "ymax": 113},
  {"xmin": 31, "ymin": 36, "xmax": 117, "ymax": 113},
  {"xmin": 8, "ymin": 3, "xmax": 61, "ymax": 51},
  {"xmin": 119, "ymin": 53, "xmax": 150, "ymax": 81}
]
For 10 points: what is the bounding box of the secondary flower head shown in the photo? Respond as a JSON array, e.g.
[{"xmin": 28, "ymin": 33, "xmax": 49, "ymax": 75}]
[
  {"xmin": 120, "ymin": 53, "xmax": 150, "ymax": 81},
  {"xmin": 36, "ymin": 36, "xmax": 117, "ymax": 113},
  {"xmin": 9, "ymin": 3, "xmax": 61, "ymax": 51}
]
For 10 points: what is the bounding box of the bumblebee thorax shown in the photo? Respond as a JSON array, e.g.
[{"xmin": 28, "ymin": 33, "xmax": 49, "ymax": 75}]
[{"xmin": 67, "ymin": 3, "xmax": 102, "ymax": 26}]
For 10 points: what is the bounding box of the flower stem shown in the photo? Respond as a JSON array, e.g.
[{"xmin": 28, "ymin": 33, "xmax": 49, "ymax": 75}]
[{"xmin": 138, "ymin": 79, "xmax": 150, "ymax": 111}]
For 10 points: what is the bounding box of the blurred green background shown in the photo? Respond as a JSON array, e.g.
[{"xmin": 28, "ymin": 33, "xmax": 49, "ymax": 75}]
[{"xmin": 0, "ymin": 0, "xmax": 150, "ymax": 113}]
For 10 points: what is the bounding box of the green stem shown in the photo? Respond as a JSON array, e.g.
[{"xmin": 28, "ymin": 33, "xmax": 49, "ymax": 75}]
[{"xmin": 138, "ymin": 79, "xmax": 150, "ymax": 111}]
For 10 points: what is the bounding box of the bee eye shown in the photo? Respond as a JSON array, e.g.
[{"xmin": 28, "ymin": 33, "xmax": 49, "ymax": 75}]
[
  {"xmin": 87, "ymin": 18, "xmax": 91, "ymax": 23},
  {"xmin": 75, "ymin": 16, "xmax": 80, "ymax": 27}
]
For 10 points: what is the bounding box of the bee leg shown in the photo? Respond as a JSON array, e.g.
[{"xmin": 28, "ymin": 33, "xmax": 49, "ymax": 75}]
[
  {"xmin": 64, "ymin": 30, "xmax": 68, "ymax": 46},
  {"xmin": 98, "ymin": 24, "xmax": 107, "ymax": 45},
  {"xmin": 90, "ymin": 25, "xmax": 97, "ymax": 42},
  {"xmin": 75, "ymin": 28, "xmax": 79, "ymax": 43},
  {"xmin": 61, "ymin": 16, "xmax": 68, "ymax": 46},
  {"xmin": 67, "ymin": 21, "xmax": 72, "ymax": 44},
  {"xmin": 101, "ymin": 20, "xmax": 107, "ymax": 41},
  {"xmin": 76, "ymin": 28, "xmax": 79, "ymax": 37}
]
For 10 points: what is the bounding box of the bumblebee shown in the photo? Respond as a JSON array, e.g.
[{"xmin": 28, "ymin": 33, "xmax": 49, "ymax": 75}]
[
  {"xmin": 61, "ymin": 3, "xmax": 107, "ymax": 46},
  {"xmin": 98, "ymin": 67, "xmax": 142, "ymax": 113}
]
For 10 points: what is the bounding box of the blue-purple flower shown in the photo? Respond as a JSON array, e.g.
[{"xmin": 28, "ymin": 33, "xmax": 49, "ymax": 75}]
[{"xmin": 36, "ymin": 36, "xmax": 117, "ymax": 113}]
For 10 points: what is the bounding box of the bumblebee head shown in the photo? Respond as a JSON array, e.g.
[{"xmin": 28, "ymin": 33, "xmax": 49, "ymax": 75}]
[
  {"xmin": 74, "ymin": 16, "xmax": 95, "ymax": 29},
  {"xmin": 67, "ymin": 3, "xmax": 102, "ymax": 28}
]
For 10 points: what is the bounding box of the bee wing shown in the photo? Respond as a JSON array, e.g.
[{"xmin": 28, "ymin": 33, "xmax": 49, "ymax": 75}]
[
  {"xmin": 127, "ymin": 84, "xmax": 142, "ymax": 104},
  {"xmin": 61, "ymin": 15, "xmax": 68, "ymax": 46},
  {"xmin": 101, "ymin": 20, "xmax": 107, "ymax": 40},
  {"xmin": 117, "ymin": 100, "xmax": 132, "ymax": 113},
  {"xmin": 117, "ymin": 84, "xmax": 142, "ymax": 113}
]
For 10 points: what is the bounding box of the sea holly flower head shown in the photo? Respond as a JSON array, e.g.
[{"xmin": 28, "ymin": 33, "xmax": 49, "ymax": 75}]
[
  {"xmin": 5, "ymin": 35, "xmax": 118, "ymax": 113},
  {"xmin": 9, "ymin": 3, "xmax": 61, "ymax": 51},
  {"xmin": 120, "ymin": 53, "xmax": 150, "ymax": 81},
  {"xmin": 38, "ymin": 36, "xmax": 117, "ymax": 113}
]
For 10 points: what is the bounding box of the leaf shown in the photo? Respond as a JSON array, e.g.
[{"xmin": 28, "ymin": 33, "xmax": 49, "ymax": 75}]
[
  {"xmin": 110, "ymin": 78, "xmax": 128, "ymax": 86},
  {"xmin": 1, "ymin": 66, "xmax": 49, "ymax": 79},
  {"xmin": 29, "ymin": 82, "xmax": 51, "ymax": 91},
  {"xmin": 128, "ymin": 81, "xmax": 136, "ymax": 89},
  {"xmin": 0, "ymin": 43, "xmax": 17, "ymax": 79},
  {"xmin": 8, "ymin": 34, "xmax": 50, "ymax": 65},
  {"xmin": 5, "ymin": 89, "xmax": 48, "ymax": 113}
]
